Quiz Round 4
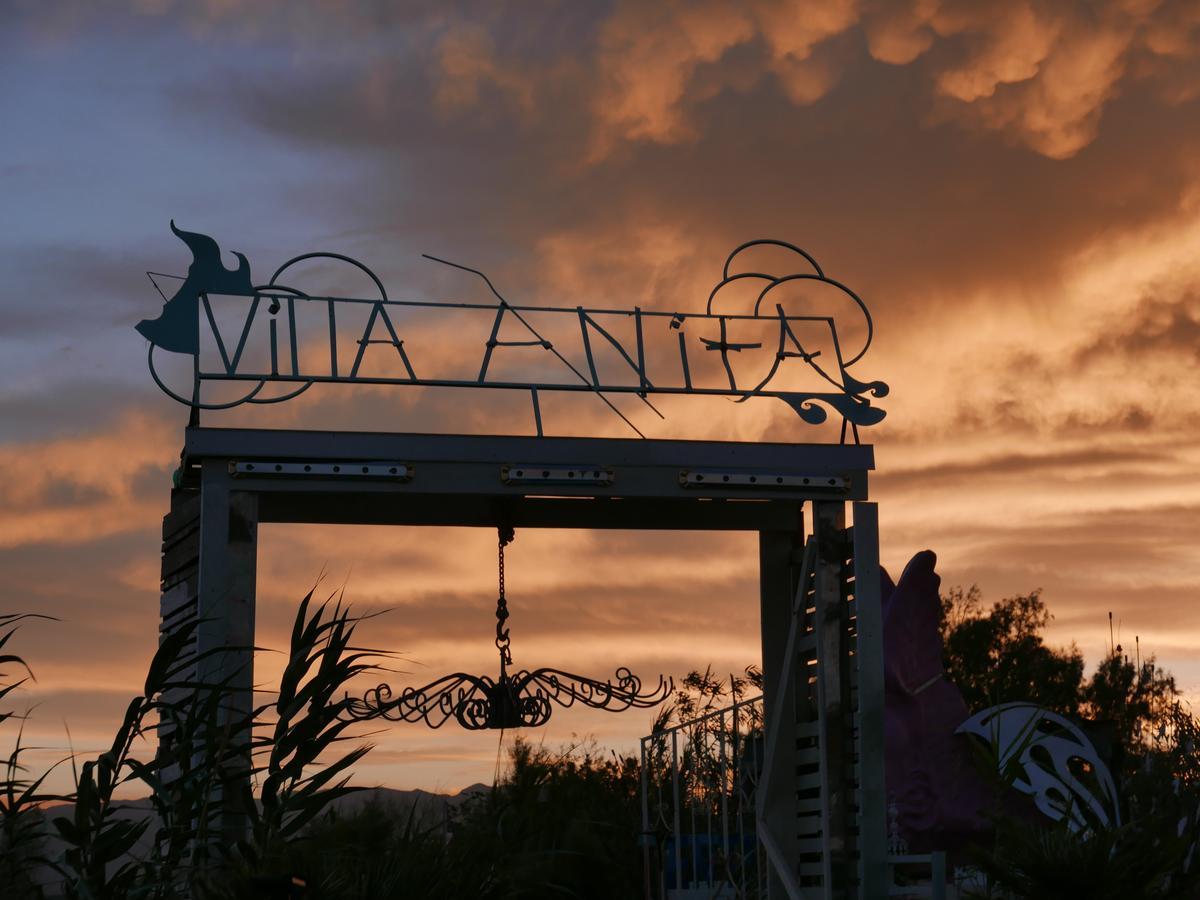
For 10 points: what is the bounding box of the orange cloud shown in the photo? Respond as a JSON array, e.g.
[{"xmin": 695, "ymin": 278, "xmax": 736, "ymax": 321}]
[
  {"xmin": 433, "ymin": 25, "xmax": 539, "ymax": 117},
  {"xmin": 0, "ymin": 412, "xmax": 176, "ymax": 547},
  {"xmin": 424, "ymin": 0, "xmax": 1200, "ymax": 161},
  {"xmin": 587, "ymin": 0, "xmax": 855, "ymax": 156}
]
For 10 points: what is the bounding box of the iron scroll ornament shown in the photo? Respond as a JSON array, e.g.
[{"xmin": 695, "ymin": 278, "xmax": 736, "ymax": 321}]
[
  {"xmin": 137, "ymin": 223, "xmax": 889, "ymax": 436},
  {"xmin": 343, "ymin": 665, "xmax": 672, "ymax": 731},
  {"xmin": 341, "ymin": 529, "xmax": 673, "ymax": 730}
]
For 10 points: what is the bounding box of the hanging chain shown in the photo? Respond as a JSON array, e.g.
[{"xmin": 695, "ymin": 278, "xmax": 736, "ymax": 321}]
[{"xmin": 495, "ymin": 526, "xmax": 515, "ymax": 670}]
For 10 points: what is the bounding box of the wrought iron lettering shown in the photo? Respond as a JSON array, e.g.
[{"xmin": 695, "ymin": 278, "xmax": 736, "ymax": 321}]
[
  {"xmin": 349, "ymin": 301, "xmax": 417, "ymax": 381},
  {"xmin": 139, "ymin": 226, "xmax": 889, "ymax": 436}
]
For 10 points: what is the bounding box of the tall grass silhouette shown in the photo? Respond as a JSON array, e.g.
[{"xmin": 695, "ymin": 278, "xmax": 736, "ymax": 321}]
[{"xmin": 0, "ymin": 592, "xmax": 383, "ymax": 898}]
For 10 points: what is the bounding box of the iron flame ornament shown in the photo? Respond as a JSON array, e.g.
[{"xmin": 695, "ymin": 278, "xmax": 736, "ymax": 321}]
[
  {"xmin": 137, "ymin": 223, "xmax": 888, "ymax": 439},
  {"xmin": 342, "ymin": 528, "xmax": 673, "ymax": 730}
]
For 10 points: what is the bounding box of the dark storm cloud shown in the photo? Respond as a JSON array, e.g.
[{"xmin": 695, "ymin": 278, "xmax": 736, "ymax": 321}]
[{"xmin": 145, "ymin": 3, "xmax": 1200, "ymax": 326}]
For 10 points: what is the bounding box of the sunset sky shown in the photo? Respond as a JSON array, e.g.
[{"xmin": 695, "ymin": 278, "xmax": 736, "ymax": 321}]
[{"xmin": 4, "ymin": 1, "xmax": 1200, "ymax": 794}]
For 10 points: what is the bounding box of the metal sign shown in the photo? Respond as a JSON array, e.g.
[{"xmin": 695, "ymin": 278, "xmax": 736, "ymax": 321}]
[{"xmin": 138, "ymin": 223, "xmax": 888, "ymax": 437}]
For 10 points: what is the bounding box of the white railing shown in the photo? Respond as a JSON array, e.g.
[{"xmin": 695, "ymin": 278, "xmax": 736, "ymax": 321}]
[
  {"xmin": 641, "ymin": 696, "xmax": 953, "ymax": 900},
  {"xmin": 641, "ymin": 694, "xmax": 767, "ymax": 899}
]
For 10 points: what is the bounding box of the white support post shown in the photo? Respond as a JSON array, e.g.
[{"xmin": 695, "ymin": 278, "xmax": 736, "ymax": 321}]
[
  {"xmin": 757, "ymin": 538, "xmax": 818, "ymax": 900},
  {"xmin": 195, "ymin": 459, "xmax": 259, "ymax": 843},
  {"xmin": 758, "ymin": 525, "xmax": 805, "ymax": 899},
  {"xmin": 813, "ymin": 500, "xmax": 851, "ymax": 897}
]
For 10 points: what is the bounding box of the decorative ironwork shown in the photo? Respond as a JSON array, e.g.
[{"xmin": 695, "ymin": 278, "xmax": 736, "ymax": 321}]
[
  {"xmin": 138, "ymin": 224, "xmax": 888, "ymax": 438},
  {"xmin": 343, "ymin": 528, "xmax": 673, "ymax": 730}
]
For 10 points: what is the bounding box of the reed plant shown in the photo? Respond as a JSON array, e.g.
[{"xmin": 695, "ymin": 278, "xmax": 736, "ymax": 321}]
[
  {"xmin": 0, "ymin": 590, "xmax": 383, "ymax": 898},
  {"xmin": 229, "ymin": 590, "xmax": 382, "ymax": 884},
  {"xmin": 1, "ymin": 613, "xmax": 61, "ymax": 899}
]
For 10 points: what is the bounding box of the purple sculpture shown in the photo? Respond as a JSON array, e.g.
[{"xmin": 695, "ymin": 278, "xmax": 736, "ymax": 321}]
[
  {"xmin": 881, "ymin": 550, "xmax": 1123, "ymax": 854},
  {"xmin": 881, "ymin": 550, "xmax": 991, "ymax": 852}
]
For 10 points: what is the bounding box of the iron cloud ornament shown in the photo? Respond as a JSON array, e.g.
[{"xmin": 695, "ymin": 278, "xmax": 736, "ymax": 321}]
[
  {"xmin": 341, "ymin": 528, "xmax": 673, "ymax": 730},
  {"xmin": 138, "ymin": 224, "xmax": 888, "ymax": 437}
]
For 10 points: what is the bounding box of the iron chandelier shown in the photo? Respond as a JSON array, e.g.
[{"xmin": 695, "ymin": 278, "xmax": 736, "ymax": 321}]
[{"xmin": 344, "ymin": 527, "xmax": 673, "ymax": 730}]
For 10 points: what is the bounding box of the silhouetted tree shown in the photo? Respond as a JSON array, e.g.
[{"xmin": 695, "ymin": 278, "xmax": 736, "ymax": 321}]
[
  {"xmin": 1083, "ymin": 650, "xmax": 1179, "ymax": 758},
  {"xmin": 939, "ymin": 584, "xmax": 1189, "ymax": 769},
  {"xmin": 939, "ymin": 586, "xmax": 1085, "ymax": 716},
  {"xmin": 939, "ymin": 588, "xmax": 1200, "ymax": 894}
]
